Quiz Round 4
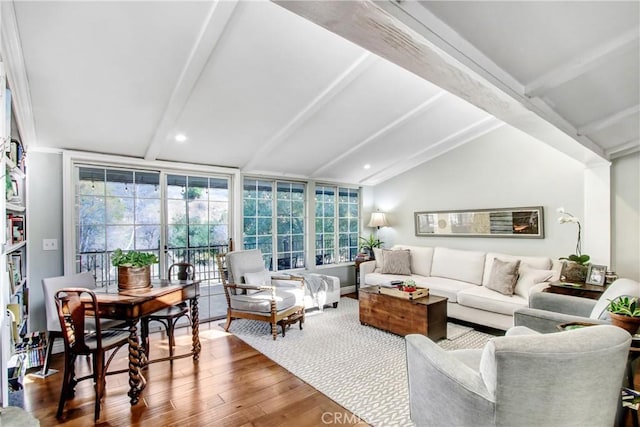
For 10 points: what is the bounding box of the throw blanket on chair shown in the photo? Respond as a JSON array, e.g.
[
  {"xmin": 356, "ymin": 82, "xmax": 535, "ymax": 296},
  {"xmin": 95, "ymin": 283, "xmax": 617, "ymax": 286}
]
[{"xmin": 296, "ymin": 273, "xmax": 334, "ymax": 310}]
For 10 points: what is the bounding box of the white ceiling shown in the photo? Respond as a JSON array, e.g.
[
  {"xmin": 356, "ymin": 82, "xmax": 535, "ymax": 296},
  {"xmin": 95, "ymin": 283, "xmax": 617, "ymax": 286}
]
[{"xmin": 2, "ymin": 1, "xmax": 638, "ymax": 185}]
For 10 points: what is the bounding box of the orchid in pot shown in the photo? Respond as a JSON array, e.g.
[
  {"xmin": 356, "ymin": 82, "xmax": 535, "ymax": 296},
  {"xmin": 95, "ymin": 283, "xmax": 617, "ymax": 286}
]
[{"xmin": 557, "ymin": 207, "xmax": 590, "ymax": 282}]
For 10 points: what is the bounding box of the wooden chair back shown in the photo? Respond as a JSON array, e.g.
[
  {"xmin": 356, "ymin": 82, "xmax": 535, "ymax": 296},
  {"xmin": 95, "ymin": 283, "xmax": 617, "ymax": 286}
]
[
  {"xmin": 168, "ymin": 262, "xmax": 195, "ymax": 281},
  {"xmin": 55, "ymin": 287, "xmax": 100, "ymax": 355}
]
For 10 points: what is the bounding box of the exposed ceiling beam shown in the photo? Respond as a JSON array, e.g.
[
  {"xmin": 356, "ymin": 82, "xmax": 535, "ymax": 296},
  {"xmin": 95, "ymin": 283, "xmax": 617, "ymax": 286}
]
[
  {"xmin": 144, "ymin": 0, "xmax": 238, "ymax": 161},
  {"xmin": 242, "ymin": 52, "xmax": 376, "ymax": 172},
  {"xmin": 578, "ymin": 104, "xmax": 640, "ymax": 136},
  {"xmin": 310, "ymin": 91, "xmax": 446, "ymax": 178},
  {"xmin": 526, "ymin": 29, "xmax": 639, "ymax": 98},
  {"xmin": 606, "ymin": 139, "xmax": 640, "ymax": 159},
  {"xmin": 361, "ymin": 117, "xmax": 503, "ymax": 185},
  {"xmin": 277, "ymin": 0, "xmax": 607, "ymax": 166},
  {"xmin": 1, "ymin": 1, "xmax": 37, "ymax": 148}
]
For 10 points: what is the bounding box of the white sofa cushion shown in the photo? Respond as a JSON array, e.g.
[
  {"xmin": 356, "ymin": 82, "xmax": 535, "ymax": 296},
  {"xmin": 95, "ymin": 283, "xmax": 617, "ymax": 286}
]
[
  {"xmin": 419, "ymin": 276, "xmax": 477, "ymax": 303},
  {"xmin": 431, "ymin": 247, "xmax": 486, "ymax": 285},
  {"xmin": 481, "ymin": 252, "xmax": 552, "ymax": 286},
  {"xmin": 392, "ymin": 245, "xmax": 434, "ymax": 277},
  {"xmin": 457, "ymin": 286, "xmax": 528, "ymax": 316}
]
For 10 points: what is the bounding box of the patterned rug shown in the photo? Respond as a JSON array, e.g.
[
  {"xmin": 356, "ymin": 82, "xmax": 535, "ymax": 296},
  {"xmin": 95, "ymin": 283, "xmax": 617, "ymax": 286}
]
[{"xmin": 227, "ymin": 297, "xmax": 495, "ymax": 427}]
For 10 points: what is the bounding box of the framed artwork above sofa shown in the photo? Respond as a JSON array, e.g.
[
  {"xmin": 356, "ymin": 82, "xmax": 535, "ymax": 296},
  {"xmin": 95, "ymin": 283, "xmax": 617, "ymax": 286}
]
[{"xmin": 414, "ymin": 206, "xmax": 544, "ymax": 238}]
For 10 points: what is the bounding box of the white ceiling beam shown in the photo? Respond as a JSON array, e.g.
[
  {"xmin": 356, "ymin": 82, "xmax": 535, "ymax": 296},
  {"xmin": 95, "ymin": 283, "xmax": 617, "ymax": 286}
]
[
  {"xmin": 277, "ymin": 0, "xmax": 607, "ymax": 165},
  {"xmin": 526, "ymin": 29, "xmax": 639, "ymax": 98},
  {"xmin": 578, "ymin": 104, "xmax": 640, "ymax": 136},
  {"xmin": 310, "ymin": 91, "xmax": 447, "ymax": 178},
  {"xmin": 242, "ymin": 52, "xmax": 376, "ymax": 172},
  {"xmin": 606, "ymin": 139, "xmax": 640, "ymax": 159},
  {"xmin": 144, "ymin": 0, "xmax": 238, "ymax": 161},
  {"xmin": 1, "ymin": 1, "xmax": 37, "ymax": 148},
  {"xmin": 360, "ymin": 117, "xmax": 503, "ymax": 185}
]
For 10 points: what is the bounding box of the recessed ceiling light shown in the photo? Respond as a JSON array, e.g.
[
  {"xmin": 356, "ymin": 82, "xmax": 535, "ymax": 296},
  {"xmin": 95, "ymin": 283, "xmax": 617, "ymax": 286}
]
[
  {"xmin": 175, "ymin": 134, "xmax": 187, "ymax": 143},
  {"xmin": 363, "ymin": 164, "xmax": 371, "ymax": 170}
]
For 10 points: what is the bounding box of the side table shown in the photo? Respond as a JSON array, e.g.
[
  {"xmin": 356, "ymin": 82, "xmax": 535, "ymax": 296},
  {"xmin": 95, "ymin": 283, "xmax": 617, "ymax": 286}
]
[{"xmin": 544, "ymin": 281, "xmax": 607, "ymax": 300}]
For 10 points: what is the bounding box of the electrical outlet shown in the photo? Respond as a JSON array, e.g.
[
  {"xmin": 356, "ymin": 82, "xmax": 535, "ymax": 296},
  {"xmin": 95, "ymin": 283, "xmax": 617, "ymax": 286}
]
[{"xmin": 42, "ymin": 238, "xmax": 58, "ymax": 251}]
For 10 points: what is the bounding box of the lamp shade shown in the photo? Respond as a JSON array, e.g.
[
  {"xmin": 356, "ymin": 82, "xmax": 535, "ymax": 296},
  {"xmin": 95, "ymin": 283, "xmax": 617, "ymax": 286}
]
[{"xmin": 368, "ymin": 211, "xmax": 389, "ymax": 228}]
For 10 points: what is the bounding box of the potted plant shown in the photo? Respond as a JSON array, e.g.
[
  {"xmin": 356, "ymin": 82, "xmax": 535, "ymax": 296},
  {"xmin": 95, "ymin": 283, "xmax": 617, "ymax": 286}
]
[
  {"xmin": 111, "ymin": 248, "xmax": 159, "ymax": 291},
  {"xmin": 557, "ymin": 208, "xmax": 590, "ymax": 282},
  {"xmin": 607, "ymin": 296, "xmax": 640, "ymax": 335},
  {"xmin": 359, "ymin": 234, "xmax": 383, "ymax": 259}
]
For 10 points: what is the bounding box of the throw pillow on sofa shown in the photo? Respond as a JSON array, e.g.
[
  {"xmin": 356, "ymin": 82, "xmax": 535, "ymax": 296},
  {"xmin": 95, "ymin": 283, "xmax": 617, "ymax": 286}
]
[
  {"xmin": 486, "ymin": 259, "xmax": 521, "ymax": 295},
  {"xmin": 381, "ymin": 249, "xmax": 412, "ymax": 275},
  {"xmin": 513, "ymin": 266, "xmax": 554, "ymax": 298}
]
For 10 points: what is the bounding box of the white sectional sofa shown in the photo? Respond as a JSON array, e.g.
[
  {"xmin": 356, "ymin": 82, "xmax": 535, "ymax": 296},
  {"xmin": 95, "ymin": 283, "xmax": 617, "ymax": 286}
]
[{"xmin": 360, "ymin": 245, "xmax": 562, "ymax": 330}]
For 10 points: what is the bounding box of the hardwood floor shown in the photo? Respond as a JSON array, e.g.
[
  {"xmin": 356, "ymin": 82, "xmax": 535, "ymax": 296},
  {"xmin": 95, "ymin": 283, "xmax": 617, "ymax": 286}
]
[{"xmin": 17, "ymin": 323, "xmax": 368, "ymax": 426}]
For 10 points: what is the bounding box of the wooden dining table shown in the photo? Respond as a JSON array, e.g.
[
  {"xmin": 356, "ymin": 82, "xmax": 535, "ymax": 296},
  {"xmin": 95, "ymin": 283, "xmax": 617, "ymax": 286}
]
[{"xmin": 92, "ymin": 279, "xmax": 201, "ymax": 405}]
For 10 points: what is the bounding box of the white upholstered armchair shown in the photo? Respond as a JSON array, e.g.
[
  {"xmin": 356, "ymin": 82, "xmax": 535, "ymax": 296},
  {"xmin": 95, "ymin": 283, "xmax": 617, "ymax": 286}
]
[
  {"xmin": 405, "ymin": 325, "xmax": 630, "ymax": 427},
  {"xmin": 216, "ymin": 249, "xmax": 305, "ymax": 340}
]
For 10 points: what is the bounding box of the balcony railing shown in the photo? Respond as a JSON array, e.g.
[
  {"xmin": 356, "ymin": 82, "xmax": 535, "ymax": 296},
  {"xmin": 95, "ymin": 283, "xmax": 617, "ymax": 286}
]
[{"xmin": 76, "ymin": 244, "xmax": 230, "ymax": 286}]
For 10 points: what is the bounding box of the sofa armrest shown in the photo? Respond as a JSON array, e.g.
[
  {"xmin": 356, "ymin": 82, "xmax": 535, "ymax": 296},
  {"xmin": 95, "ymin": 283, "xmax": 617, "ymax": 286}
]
[
  {"xmin": 529, "ymin": 291, "xmax": 597, "ymax": 316},
  {"xmin": 359, "ymin": 260, "xmax": 376, "ymax": 284},
  {"xmin": 514, "ymin": 307, "xmax": 608, "ymax": 333},
  {"xmin": 405, "ymin": 334, "xmax": 494, "ymax": 426}
]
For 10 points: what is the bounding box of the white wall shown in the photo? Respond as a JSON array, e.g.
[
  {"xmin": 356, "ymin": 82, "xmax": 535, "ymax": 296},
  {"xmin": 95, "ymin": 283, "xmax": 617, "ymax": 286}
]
[
  {"xmin": 612, "ymin": 152, "xmax": 640, "ymax": 281},
  {"xmin": 369, "ymin": 125, "xmax": 588, "ymax": 259},
  {"xmin": 27, "ymin": 151, "xmax": 64, "ymax": 332}
]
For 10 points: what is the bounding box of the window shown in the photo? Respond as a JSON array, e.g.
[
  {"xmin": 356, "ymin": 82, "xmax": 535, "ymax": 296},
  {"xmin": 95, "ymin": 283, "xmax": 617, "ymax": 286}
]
[
  {"xmin": 75, "ymin": 167, "xmax": 162, "ymax": 281},
  {"xmin": 316, "ymin": 185, "xmax": 359, "ymax": 266},
  {"xmin": 243, "ymin": 178, "xmax": 305, "ymax": 270}
]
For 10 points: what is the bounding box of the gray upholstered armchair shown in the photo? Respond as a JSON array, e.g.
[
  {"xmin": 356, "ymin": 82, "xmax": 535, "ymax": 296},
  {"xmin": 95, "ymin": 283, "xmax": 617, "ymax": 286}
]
[
  {"xmin": 405, "ymin": 325, "xmax": 631, "ymax": 427},
  {"xmin": 514, "ymin": 278, "xmax": 640, "ymax": 333}
]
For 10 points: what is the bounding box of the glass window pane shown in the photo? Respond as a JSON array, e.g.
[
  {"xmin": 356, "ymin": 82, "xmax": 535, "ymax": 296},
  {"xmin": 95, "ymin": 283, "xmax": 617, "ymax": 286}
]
[
  {"xmin": 209, "ymin": 201, "xmax": 228, "ymax": 224},
  {"xmin": 106, "ymin": 170, "xmax": 134, "ymax": 197},
  {"xmin": 106, "ymin": 197, "xmax": 134, "ymax": 224},
  {"xmin": 189, "ymin": 224, "xmax": 209, "ymax": 247},
  {"xmin": 135, "ymin": 172, "xmax": 160, "ymax": 198},
  {"xmin": 106, "ymin": 225, "xmax": 135, "ymax": 251},
  {"xmin": 243, "ymin": 199, "xmax": 256, "ymax": 217},
  {"xmin": 257, "ymin": 218, "xmax": 272, "ymax": 235},
  {"xmin": 210, "ymin": 225, "xmax": 228, "ymax": 246},
  {"xmin": 77, "ymin": 225, "xmax": 105, "ymax": 252},
  {"xmin": 135, "ymin": 225, "xmax": 160, "ymax": 250},
  {"xmin": 77, "ymin": 167, "xmax": 105, "ymax": 196},
  {"xmin": 167, "ymin": 175, "xmax": 187, "ymax": 199},
  {"xmin": 77, "ymin": 196, "xmax": 105, "ymax": 225},
  {"xmin": 258, "ymin": 200, "xmax": 272, "ymax": 217},
  {"xmin": 168, "ymin": 224, "xmax": 187, "ymax": 249},
  {"xmin": 167, "ymin": 200, "xmax": 187, "ymax": 224},
  {"xmin": 135, "ymin": 199, "xmax": 160, "ymax": 224}
]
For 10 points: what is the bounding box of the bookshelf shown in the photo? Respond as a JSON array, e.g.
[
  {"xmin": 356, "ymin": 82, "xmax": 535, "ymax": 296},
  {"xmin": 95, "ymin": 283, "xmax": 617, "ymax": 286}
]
[{"xmin": 0, "ymin": 72, "xmax": 39, "ymax": 407}]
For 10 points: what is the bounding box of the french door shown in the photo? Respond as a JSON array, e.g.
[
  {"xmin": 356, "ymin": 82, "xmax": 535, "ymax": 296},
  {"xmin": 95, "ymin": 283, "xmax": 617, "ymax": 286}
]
[{"xmin": 74, "ymin": 165, "xmax": 231, "ymax": 320}]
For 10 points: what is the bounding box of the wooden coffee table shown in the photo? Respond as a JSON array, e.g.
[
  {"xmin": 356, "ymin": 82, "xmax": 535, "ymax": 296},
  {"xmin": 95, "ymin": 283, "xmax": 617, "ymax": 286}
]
[{"xmin": 359, "ymin": 286, "xmax": 447, "ymax": 340}]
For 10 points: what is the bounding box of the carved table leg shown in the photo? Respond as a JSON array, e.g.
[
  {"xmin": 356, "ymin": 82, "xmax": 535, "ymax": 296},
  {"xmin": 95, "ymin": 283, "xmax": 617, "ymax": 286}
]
[
  {"xmin": 127, "ymin": 322, "xmax": 146, "ymax": 405},
  {"xmin": 191, "ymin": 298, "xmax": 201, "ymax": 360}
]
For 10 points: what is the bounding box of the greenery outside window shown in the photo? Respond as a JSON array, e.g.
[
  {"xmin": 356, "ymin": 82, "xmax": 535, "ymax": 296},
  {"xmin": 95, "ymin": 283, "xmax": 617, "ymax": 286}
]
[
  {"xmin": 316, "ymin": 185, "xmax": 359, "ymax": 266},
  {"xmin": 243, "ymin": 178, "xmax": 305, "ymax": 270}
]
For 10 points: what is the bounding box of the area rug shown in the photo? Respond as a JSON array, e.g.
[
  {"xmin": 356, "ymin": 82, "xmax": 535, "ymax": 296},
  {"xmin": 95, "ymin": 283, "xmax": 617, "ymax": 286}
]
[{"xmin": 226, "ymin": 297, "xmax": 495, "ymax": 427}]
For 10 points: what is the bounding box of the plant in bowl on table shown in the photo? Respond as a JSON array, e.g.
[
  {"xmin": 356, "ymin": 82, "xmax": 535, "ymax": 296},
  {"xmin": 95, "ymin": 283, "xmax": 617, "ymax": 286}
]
[
  {"xmin": 607, "ymin": 296, "xmax": 640, "ymax": 335},
  {"xmin": 112, "ymin": 248, "xmax": 159, "ymax": 290}
]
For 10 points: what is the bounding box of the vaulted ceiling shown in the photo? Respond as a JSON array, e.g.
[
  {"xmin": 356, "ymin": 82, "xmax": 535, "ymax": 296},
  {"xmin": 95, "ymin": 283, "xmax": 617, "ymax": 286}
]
[{"xmin": 2, "ymin": 1, "xmax": 638, "ymax": 185}]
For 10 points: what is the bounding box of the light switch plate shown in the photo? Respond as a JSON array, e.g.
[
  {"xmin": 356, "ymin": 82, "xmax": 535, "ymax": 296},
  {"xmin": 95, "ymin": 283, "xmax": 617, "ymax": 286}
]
[{"xmin": 42, "ymin": 238, "xmax": 58, "ymax": 251}]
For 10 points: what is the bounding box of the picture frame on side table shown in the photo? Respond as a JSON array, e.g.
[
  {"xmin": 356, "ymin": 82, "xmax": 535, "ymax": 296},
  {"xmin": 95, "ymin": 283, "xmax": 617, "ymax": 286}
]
[{"xmin": 585, "ymin": 264, "xmax": 607, "ymax": 286}]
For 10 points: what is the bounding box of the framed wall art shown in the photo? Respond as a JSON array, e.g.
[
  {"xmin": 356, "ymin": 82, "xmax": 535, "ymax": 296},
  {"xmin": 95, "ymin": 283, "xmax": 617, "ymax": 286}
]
[{"xmin": 414, "ymin": 206, "xmax": 544, "ymax": 238}]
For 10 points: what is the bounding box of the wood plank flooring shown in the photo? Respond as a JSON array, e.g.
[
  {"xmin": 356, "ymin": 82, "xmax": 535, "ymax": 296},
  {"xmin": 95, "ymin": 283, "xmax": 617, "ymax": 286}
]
[{"xmin": 17, "ymin": 323, "xmax": 368, "ymax": 426}]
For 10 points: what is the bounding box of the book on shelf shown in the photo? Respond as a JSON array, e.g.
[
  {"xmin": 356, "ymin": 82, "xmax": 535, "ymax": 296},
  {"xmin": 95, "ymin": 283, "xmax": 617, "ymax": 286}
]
[{"xmin": 6, "ymin": 213, "xmax": 25, "ymax": 244}]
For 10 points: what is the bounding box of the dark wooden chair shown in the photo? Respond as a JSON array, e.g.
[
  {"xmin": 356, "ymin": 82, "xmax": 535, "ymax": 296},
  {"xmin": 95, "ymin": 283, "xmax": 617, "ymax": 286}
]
[
  {"xmin": 140, "ymin": 262, "xmax": 193, "ymax": 359},
  {"xmin": 55, "ymin": 287, "xmax": 129, "ymax": 421}
]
